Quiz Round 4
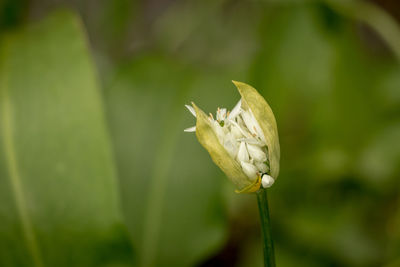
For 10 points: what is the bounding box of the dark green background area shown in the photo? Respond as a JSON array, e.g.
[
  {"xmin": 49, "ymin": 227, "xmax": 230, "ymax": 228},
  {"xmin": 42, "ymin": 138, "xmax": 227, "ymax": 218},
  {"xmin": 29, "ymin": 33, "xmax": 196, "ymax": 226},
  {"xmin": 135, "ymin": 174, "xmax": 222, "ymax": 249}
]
[{"xmin": 0, "ymin": 0, "xmax": 399, "ymax": 266}]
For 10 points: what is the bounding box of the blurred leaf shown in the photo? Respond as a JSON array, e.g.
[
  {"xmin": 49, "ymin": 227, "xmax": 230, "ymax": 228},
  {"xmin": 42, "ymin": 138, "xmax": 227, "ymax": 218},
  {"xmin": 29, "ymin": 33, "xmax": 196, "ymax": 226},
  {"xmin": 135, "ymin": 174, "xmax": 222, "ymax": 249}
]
[
  {"xmin": 249, "ymin": 3, "xmax": 400, "ymax": 266},
  {"xmin": 154, "ymin": 0, "xmax": 260, "ymax": 68},
  {"xmin": 375, "ymin": 64, "xmax": 400, "ymax": 113},
  {"xmin": 104, "ymin": 55, "xmax": 227, "ymax": 267},
  {"xmin": 357, "ymin": 123, "xmax": 400, "ymax": 188},
  {"xmin": 0, "ymin": 10, "xmax": 133, "ymax": 266},
  {"xmin": 325, "ymin": 0, "xmax": 400, "ymax": 61},
  {"xmin": 280, "ymin": 205, "xmax": 381, "ymax": 266},
  {"xmin": 0, "ymin": 0, "xmax": 27, "ymax": 30}
]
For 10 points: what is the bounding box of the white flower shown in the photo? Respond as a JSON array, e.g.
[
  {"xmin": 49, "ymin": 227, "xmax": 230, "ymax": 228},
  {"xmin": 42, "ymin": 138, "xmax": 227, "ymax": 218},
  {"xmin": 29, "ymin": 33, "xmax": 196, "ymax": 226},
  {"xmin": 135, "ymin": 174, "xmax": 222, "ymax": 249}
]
[{"xmin": 184, "ymin": 82, "xmax": 279, "ymax": 191}]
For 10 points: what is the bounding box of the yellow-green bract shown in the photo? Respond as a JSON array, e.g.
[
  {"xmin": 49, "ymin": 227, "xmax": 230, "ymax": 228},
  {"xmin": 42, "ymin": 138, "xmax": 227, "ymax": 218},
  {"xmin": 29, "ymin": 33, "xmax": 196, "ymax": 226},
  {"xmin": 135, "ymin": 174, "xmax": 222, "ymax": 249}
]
[{"xmin": 192, "ymin": 81, "xmax": 280, "ymax": 193}]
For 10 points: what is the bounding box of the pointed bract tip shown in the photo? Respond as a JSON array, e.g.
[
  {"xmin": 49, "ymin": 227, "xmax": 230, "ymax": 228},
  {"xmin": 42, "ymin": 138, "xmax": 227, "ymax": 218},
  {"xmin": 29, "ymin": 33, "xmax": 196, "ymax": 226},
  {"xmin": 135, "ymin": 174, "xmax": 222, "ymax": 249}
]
[{"xmin": 231, "ymin": 80, "xmax": 245, "ymax": 87}]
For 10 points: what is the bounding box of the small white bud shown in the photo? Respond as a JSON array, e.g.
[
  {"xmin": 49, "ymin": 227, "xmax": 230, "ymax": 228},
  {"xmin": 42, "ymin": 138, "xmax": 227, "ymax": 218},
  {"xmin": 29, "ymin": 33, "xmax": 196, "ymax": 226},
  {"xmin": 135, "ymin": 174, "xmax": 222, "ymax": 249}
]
[{"xmin": 261, "ymin": 174, "xmax": 275, "ymax": 188}]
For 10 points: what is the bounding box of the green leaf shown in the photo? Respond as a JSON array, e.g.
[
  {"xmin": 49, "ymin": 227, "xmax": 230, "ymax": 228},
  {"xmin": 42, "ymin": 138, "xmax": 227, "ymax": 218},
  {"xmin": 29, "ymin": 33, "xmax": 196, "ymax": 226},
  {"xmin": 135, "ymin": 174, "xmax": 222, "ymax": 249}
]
[
  {"xmin": 0, "ymin": 10, "xmax": 133, "ymax": 266},
  {"xmin": 104, "ymin": 55, "xmax": 226, "ymax": 267}
]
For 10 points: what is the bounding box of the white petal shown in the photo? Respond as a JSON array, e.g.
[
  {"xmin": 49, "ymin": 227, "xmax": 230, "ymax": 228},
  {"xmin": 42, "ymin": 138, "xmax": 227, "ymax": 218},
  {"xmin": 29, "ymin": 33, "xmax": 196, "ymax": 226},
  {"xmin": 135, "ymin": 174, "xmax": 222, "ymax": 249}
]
[
  {"xmin": 237, "ymin": 138, "xmax": 264, "ymax": 146},
  {"xmin": 261, "ymin": 174, "xmax": 275, "ymax": 188},
  {"xmin": 235, "ymin": 116, "xmax": 252, "ymax": 138},
  {"xmin": 185, "ymin": 104, "xmax": 196, "ymax": 117},
  {"xmin": 241, "ymin": 161, "xmax": 258, "ymax": 181},
  {"xmin": 184, "ymin": 126, "xmax": 196, "ymax": 132},
  {"xmin": 247, "ymin": 143, "xmax": 267, "ymax": 162},
  {"xmin": 249, "ymin": 109, "xmax": 266, "ymax": 143},
  {"xmin": 228, "ymin": 99, "xmax": 242, "ymax": 120},
  {"xmin": 231, "ymin": 125, "xmax": 243, "ymax": 139},
  {"xmin": 237, "ymin": 142, "xmax": 249, "ymax": 162},
  {"xmin": 223, "ymin": 135, "xmax": 238, "ymax": 158},
  {"xmin": 229, "ymin": 120, "xmax": 251, "ymax": 139},
  {"xmin": 240, "ymin": 109, "xmax": 265, "ymax": 144},
  {"xmin": 241, "ymin": 110, "xmax": 258, "ymax": 135},
  {"xmin": 212, "ymin": 120, "xmax": 226, "ymax": 142}
]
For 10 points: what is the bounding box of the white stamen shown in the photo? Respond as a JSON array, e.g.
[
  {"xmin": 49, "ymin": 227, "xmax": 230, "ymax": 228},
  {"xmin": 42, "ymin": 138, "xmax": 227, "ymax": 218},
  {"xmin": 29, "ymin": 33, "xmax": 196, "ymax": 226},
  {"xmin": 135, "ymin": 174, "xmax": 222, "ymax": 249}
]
[
  {"xmin": 261, "ymin": 174, "xmax": 275, "ymax": 188},
  {"xmin": 185, "ymin": 104, "xmax": 196, "ymax": 117},
  {"xmin": 184, "ymin": 126, "xmax": 196, "ymax": 132}
]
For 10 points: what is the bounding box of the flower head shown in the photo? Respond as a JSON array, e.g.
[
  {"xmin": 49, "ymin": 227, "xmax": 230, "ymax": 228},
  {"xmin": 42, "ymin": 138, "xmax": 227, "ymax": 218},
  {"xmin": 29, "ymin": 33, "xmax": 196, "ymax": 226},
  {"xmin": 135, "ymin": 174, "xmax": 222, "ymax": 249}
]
[{"xmin": 185, "ymin": 81, "xmax": 280, "ymax": 193}]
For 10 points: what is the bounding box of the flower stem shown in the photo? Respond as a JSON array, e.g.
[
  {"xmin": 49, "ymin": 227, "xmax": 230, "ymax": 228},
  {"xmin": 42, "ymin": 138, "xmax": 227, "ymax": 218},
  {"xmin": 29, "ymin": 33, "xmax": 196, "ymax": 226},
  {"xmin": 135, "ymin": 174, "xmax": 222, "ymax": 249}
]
[{"xmin": 256, "ymin": 188, "xmax": 276, "ymax": 267}]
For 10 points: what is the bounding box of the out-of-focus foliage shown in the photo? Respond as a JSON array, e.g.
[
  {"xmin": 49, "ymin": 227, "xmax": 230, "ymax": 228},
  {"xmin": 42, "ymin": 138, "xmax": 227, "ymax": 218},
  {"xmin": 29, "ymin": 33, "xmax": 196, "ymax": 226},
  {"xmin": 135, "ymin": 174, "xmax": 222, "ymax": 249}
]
[
  {"xmin": 0, "ymin": 11, "xmax": 133, "ymax": 266},
  {"xmin": 1, "ymin": 0, "xmax": 400, "ymax": 266},
  {"xmin": 104, "ymin": 56, "xmax": 227, "ymax": 267}
]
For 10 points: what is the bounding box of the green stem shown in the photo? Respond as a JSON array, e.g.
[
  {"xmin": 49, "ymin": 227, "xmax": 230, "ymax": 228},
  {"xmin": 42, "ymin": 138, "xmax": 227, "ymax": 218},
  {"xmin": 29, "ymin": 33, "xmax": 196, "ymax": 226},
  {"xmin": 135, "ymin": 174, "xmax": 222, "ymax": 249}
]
[{"xmin": 256, "ymin": 188, "xmax": 275, "ymax": 267}]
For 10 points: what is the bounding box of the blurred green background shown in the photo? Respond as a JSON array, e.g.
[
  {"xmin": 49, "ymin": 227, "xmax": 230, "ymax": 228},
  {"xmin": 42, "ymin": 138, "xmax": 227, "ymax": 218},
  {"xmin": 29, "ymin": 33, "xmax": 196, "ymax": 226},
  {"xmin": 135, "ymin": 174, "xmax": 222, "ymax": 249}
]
[{"xmin": 1, "ymin": 0, "xmax": 400, "ymax": 266}]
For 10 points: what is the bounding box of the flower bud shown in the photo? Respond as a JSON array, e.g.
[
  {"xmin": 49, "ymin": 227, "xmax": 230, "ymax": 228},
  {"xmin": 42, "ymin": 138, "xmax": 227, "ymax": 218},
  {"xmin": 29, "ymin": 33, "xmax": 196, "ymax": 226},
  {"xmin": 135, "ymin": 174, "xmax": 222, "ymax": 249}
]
[{"xmin": 185, "ymin": 81, "xmax": 280, "ymax": 193}]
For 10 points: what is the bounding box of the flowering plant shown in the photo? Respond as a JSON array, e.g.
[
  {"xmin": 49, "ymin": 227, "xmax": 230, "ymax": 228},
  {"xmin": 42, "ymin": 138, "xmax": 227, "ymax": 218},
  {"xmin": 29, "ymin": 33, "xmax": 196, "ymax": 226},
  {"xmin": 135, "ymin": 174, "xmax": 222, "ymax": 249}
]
[
  {"xmin": 185, "ymin": 81, "xmax": 280, "ymax": 266},
  {"xmin": 185, "ymin": 81, "xmax": 280, "ymax": 192}
]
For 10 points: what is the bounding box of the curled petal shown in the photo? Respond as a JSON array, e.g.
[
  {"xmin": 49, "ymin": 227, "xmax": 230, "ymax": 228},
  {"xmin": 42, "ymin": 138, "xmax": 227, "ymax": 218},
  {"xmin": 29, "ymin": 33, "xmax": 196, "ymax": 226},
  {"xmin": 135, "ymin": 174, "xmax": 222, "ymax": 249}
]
[
  {"xmin": 184, "ymin": 126, "xmax": 196, "ymax": 132},
  {"xmin": 185, "ymin": 104, "xmax": 196, "ymax": 117}
]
